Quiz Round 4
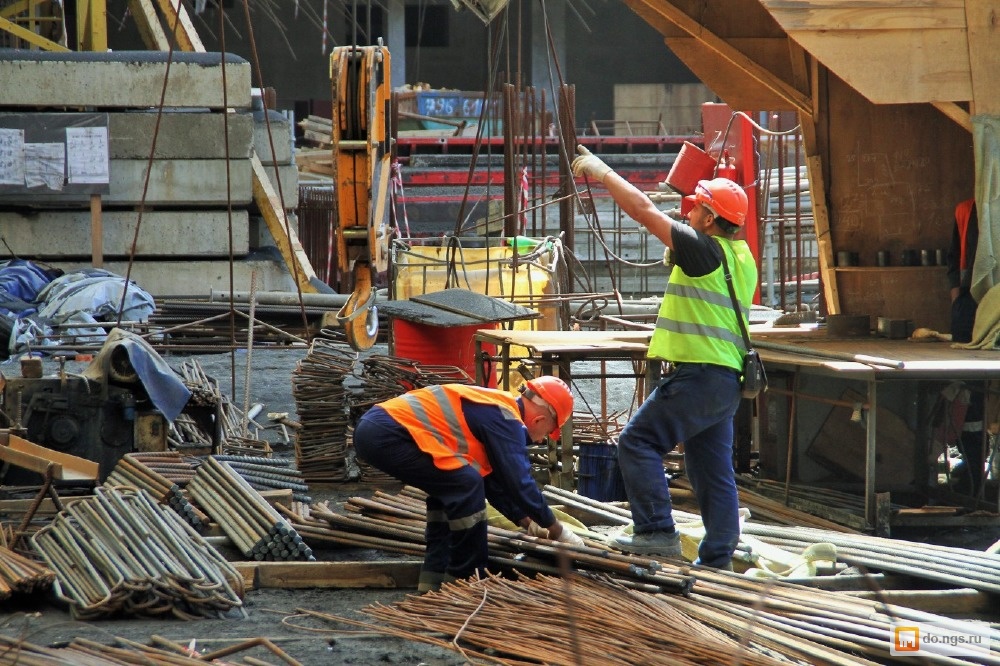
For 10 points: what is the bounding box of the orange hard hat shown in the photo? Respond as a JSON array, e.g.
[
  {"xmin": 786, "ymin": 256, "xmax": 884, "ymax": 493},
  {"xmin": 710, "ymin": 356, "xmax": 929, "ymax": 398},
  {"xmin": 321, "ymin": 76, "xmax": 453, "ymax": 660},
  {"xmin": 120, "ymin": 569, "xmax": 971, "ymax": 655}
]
[
  {"xmin": 525, "ymin": 376, "xmax": 573, "ymax": 440},
  {"xmin": 694, "ymin": 177, "xmax": 748, "ymax": 226}
]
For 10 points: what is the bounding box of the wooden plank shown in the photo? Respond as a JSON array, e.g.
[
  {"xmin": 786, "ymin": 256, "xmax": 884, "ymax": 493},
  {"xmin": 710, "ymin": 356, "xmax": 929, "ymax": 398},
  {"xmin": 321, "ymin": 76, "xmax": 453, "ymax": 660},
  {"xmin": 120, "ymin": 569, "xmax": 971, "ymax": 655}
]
[
  {"xmin": 806, "ymin": 387, "xmax": 915, "ymax": 487},
  {"xmin": 234, "ymin": 560, "xmax": 421, "ymax": 591},
  {"xmin": 1, "ymin": 435, "xmax": 98, "ymax": 481},
  {"xmin": 760, "ymin": 1, "xmax": 966, "ymax": 31},
  {"xmin": 965, "ymin": 0, "xmax": 1000, "ymax": 114},
  {"xmin": 773, "ymin": 29, "xmax": 970, "ymax": 104}
]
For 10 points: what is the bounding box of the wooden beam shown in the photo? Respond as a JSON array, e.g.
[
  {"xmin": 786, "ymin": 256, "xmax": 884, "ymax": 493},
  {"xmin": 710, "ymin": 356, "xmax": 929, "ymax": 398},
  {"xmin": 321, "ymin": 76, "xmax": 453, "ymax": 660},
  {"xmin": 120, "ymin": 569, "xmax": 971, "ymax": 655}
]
[
  {"xmin": 932, "ymin": 101, "xmax": 973, "ymax": 133},
  {"xmin": 234, "ymin": 560, "xmax": 421, "ymax": 590},
  {"xmin": 152, "ymin": 0, "xmax": 204, "ymax": 52},
  {"xmin": 965, "ymin": 0, "xmax": 1000, "ymax": 115},
  {"xmin": 808, "ymin": 153, "xmax": 840, "ymax": 315},
  {"xmin": 623, "ymin": 0, "xmax": 812, "ymax": 117},
  {"xmin": 125, "ymin": 0, "xmax": 169, "ymax": 50},
  {"xmin": 251, "ymin": 153, "xmax": 323, "ymax": 294}
]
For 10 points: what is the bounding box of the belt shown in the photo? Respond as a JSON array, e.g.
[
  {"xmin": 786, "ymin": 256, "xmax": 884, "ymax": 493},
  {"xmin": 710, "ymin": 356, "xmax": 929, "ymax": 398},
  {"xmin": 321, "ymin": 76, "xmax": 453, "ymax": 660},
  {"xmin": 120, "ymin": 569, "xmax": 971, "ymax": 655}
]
[{"xmin": 669, "ymin": 362, "xmax": 740, "ymax": 376}]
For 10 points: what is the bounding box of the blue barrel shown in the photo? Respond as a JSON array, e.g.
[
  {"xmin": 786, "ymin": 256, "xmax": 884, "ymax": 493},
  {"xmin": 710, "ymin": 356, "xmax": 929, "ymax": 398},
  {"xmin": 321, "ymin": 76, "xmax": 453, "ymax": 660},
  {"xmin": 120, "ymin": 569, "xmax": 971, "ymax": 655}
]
[{"xmin": 577, "ymin": 443, "xmax": 628, "ymax": 502}]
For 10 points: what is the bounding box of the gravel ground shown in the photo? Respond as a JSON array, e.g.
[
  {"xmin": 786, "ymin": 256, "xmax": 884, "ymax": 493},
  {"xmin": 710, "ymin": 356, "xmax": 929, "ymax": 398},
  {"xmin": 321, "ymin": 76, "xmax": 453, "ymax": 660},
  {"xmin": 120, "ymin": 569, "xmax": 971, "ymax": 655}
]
[{"xmin": 1, "ymin": 344, "xmax": 998, "ymax": 665}]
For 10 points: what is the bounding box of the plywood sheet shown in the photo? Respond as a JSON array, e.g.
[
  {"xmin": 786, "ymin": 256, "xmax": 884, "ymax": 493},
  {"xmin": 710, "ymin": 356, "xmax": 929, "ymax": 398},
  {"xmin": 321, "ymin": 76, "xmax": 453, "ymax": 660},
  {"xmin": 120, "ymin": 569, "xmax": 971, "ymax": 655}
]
[{"xmin": 807, "ymin": 388, "xmax": 914, "ymax": 486}]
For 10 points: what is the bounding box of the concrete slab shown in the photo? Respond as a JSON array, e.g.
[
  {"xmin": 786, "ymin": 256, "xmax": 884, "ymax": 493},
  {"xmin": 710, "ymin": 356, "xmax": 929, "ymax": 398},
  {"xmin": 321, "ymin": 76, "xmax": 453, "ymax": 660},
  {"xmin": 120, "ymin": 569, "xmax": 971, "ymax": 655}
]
[
  {"xmin": 249, "ymin": 111, "xmax": 293, "ymax": 164},
  {"xmin": 0, "ymin": 111, "xmax": 254, "ymax": 160},
  {"xmin": 0, "ymin": 51, "xmax": 251, "ymax": 109},
  {"xmin": 48, "ymin": 258, "xmax": 297, "ymax": 297},
  {"xmin": 0, "ymin": 210, "xmax": 249, "ymax": 258},
  {"xmin": 109, "ymin": 112, "xmax": 254, "ymax": 159},
  {"xmin": 0, "ymin": 159, "xmax": 252, "ymax": 206}
]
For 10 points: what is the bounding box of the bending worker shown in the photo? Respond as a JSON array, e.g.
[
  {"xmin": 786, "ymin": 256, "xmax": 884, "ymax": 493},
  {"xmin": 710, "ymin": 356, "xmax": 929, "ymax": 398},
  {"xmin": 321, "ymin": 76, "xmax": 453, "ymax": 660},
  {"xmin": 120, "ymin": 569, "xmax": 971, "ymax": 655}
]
[
  {"xmin": 572, "ymin": 146, "xmax": 757, "ymax": 569},
  {"xmin": 353, "ymin": 377, "xmax": 585, "ymax": 592}
]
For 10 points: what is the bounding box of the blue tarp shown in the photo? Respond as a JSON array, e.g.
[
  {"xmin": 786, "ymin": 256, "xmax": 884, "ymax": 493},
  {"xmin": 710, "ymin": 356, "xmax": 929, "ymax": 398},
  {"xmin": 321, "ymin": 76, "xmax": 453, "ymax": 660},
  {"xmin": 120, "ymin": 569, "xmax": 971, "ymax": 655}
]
[
  {"xmin": 0, "ymin": 260, "xmax": 155, "ymax": 358},
  {"xmin": 0, "ymin": 259, "xmax": 61, "ymax": 317}
]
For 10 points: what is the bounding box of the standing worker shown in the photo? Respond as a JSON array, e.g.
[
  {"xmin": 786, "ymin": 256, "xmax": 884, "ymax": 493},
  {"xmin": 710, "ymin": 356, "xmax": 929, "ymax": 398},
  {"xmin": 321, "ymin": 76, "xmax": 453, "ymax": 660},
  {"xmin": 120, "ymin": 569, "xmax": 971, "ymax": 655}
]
[
  {"xmin": 353, "ymin": 377, "xmax": 585, "ymax": 593},
  {"xmin": 572, "ymin": 146, "xmax": 757, "ymax": 569},
  {"xmin": 946, "ymin": 197, "xmax": 986, "ymax": 497}
]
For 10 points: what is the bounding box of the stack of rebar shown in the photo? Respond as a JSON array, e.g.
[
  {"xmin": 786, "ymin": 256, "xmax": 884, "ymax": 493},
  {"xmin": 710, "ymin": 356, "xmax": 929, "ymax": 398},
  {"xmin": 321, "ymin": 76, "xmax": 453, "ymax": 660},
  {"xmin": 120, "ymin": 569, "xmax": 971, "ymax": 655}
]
[
  {"xmin": 30, "ymin": 486, "xmax": 245, "ymax": 620},
  {"xmin": 291, "ymin": 336, "xmax": 356, "ymax": 482},
  {"xmin": 104, "ymin": 454, "xmax": 206, "ymax": 531},
  {"xmin": 290, "ymin": 488, "xmax": 1000, "ymax": 665},
  {"xmin": 188, "ymin": 456, "xmax": 313, "ymax": 561},
  {"xmin": 175, "ymin": 358, "xmax": 274, "ymax": 455},
  {"xmin": 211, "ymin": 454, "xmax": 311, "ymax": 503},
  {"xmin": 0, "ymin": 545, "xmax": 55, "ymax": 600},
  {"xmin": 126, "ymin": 451, "xmax": 198, "ymax": 486}
]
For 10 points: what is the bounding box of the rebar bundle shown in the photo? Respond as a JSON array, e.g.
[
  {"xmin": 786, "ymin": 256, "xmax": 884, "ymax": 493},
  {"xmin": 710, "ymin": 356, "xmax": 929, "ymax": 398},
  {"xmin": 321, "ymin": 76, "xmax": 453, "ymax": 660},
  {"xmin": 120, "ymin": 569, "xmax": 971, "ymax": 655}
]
[
  {"xmin": 291, "ymin": 336, "xmax": 356, "ymax": 482},
  {"xmin": 30, "ymin": 486, "xmax": 245, "ymax": 620},
  {"xmin": 126, "ymin": 451, "xmax": 198, "ymax": 486},
  {"xmin": 174, "ymin": 358, "xmax": 274, "ymax": 456},
  {"xmin": 188, "ymin": 457, "xmax": 313, "ymax": 562},
  {"xmin": 212, "ymin": 454, "xmax": 312, "ymax": 503},
  {"xmin": 104, "ymin": 454, "xmax": 206, "ymax": 531},
  {"xmin": 0, "ymin": 545, "xmax": 54, "ymax": 600},
  {"xmin": 356, "ymin": 573, "xmax": 820, "ymax": 666}
]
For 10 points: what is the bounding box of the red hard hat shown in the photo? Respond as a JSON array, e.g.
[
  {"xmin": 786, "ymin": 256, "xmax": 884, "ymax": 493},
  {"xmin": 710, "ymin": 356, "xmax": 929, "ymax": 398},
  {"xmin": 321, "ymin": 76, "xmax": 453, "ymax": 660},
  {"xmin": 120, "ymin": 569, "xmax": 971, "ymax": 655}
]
[
  {"xmin": 525, "ymin": 376, "xmax": 573, "ymax": 440},
  {"xmin": 694, "ymin": 177, "xmax": 748, "ymax": 226}
]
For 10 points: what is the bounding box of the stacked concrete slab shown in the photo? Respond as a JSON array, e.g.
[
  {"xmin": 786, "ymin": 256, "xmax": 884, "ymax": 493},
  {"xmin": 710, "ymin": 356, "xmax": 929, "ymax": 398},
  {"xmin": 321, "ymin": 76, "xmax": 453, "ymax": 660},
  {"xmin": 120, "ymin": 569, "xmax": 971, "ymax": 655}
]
[{"xmin": 0, "ymin": 50, "xmax": 297, "ymax": 296}]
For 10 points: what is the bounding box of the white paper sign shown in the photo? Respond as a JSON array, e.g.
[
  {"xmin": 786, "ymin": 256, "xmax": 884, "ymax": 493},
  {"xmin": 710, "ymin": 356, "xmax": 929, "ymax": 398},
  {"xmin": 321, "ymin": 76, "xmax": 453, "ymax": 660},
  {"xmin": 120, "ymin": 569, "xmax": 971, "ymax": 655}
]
[
  {"xmin": 0, "ymin": 128, "xmax": 25, "ymax": 185},
  {"xmin": 66, "ymin": 126, "xmax": 109, "ymax": 184},
  {"xmin": 24, "ymin": 143, "xmax": 66, "ymax": 190}
]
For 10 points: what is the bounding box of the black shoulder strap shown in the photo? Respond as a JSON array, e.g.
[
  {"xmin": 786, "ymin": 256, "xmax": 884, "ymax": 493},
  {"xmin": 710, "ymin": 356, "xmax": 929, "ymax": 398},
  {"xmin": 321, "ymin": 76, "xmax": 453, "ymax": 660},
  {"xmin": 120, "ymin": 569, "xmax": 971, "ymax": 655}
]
[{"xmin": 718, "ymin": 242, "xmax": 753, "ymax": 352}]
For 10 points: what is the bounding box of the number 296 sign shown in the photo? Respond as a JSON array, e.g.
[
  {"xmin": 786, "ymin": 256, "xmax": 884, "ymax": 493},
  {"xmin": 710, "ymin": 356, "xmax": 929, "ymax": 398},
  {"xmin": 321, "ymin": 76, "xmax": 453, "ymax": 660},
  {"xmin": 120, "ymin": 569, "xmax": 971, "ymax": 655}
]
[{"xmin": 419, "ymin": 94, "xmax": 483, "ymax": 118}]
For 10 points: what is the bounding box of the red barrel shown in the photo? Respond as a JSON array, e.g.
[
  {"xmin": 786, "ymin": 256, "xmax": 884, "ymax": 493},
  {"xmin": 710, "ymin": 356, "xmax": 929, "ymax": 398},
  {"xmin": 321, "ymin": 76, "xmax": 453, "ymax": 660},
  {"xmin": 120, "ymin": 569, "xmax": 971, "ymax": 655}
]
[
  {"xmin": 391, "ymin": 320, "xmax": 499, "ymax": 387},
  {"xmin": 665, "ymin": 141, "xmax": 717, "ymax": 195}
]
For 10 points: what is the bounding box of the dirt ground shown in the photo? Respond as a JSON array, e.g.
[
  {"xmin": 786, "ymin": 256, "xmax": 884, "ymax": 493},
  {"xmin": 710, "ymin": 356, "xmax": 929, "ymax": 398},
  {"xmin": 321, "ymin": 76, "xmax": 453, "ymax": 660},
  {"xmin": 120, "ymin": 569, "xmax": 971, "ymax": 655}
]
[{"xmin": 1, "ymin": 345, "xmax": 998, "ymax": 665}]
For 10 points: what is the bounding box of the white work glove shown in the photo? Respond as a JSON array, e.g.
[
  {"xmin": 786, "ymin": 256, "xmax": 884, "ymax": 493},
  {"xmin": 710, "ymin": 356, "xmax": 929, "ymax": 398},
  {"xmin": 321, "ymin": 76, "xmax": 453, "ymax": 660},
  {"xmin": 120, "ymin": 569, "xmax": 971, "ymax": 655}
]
[
  {"xmin": 553, "ymin": 522, "xmax": 585, "ymax": 547},
  {"xmin": 571, "ymin": 146, "xmax": 613, "ymax": 181},
  {"xmin": 526, "ymin": 521, "xmax": 549, "ymax": 538}
]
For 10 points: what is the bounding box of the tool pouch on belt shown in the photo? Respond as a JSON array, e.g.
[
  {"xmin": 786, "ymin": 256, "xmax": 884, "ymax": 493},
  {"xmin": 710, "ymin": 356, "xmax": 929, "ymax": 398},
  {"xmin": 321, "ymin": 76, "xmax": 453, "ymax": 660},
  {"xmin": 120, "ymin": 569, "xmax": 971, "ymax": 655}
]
[{"xmin": 741, "ymin": 349, "xmax": 767, "ymax": 400}]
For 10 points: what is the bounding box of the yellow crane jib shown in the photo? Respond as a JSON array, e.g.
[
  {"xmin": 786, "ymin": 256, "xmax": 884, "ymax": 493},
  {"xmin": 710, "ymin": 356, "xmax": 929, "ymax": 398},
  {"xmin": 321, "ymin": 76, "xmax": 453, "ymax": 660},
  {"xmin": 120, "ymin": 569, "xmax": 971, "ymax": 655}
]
[{"xmin": 329, "ymin": 44, "xmax": 393, "ymax": 350}]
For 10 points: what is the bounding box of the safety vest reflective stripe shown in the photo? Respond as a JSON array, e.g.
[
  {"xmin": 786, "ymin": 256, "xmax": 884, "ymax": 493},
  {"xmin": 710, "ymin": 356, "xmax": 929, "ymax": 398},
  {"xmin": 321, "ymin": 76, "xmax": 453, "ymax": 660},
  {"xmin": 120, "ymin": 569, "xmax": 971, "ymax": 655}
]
[
  {"xmin": 654, "ymin": 315, "xmax": 745, "ymax": 347},
  {"xmin": 450, "ymin": 508, "xmax": 487, "ymax": 531},
  {"xmin": 665, "ymin": 282, "xmax": 749, "ymax": 318},
  {"xmin": 381, "ymin": 384, "xmax": 521, "ymax": 475}
]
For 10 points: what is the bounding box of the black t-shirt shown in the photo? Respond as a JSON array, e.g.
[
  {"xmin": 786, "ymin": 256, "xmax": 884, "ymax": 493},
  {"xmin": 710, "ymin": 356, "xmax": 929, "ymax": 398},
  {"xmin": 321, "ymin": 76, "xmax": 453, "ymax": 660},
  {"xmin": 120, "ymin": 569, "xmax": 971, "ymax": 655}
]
[{"xmin": 671, "ymin": 222, "xmax": 724, "ymax": 277}]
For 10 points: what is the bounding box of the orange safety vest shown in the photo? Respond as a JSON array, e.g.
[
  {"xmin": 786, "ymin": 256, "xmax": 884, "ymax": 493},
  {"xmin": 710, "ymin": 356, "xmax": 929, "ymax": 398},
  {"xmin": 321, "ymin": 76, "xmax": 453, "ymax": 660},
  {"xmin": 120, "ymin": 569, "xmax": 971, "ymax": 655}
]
[
  {"xmin": 378, "ymin": 384, "xmax": 522, "ymax": 475},
  {"xmin": 955, "ymin": 198, "xmax": 976, "ymax": 271}
]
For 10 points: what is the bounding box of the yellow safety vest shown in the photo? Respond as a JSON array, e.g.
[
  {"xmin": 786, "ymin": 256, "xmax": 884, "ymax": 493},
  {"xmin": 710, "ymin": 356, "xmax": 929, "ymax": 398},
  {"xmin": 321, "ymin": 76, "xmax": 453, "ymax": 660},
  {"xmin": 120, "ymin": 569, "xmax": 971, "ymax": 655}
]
[
  {"xmin": 646, "ymin": 237, "xmax": 756, "ymax": 370},
  {"xmin": 378, "ymin": 384, "xmax": 521, "ymax": 474}
]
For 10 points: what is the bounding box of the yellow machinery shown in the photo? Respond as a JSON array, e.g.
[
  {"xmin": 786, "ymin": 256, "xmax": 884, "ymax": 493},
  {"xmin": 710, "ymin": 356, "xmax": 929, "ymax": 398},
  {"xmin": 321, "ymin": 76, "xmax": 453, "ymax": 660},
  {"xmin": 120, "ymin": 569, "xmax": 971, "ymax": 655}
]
[{"xmin": 329, "ymin": 44, "xmax": 393, "ymax": 350}]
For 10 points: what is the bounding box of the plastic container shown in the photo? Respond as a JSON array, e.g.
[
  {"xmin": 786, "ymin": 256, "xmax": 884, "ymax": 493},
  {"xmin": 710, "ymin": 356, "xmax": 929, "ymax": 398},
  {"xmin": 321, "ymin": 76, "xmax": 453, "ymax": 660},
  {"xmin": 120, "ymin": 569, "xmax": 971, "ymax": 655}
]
[{"xmin": 577, "ymin": 443, "xmax": 628, "ymax": 502}]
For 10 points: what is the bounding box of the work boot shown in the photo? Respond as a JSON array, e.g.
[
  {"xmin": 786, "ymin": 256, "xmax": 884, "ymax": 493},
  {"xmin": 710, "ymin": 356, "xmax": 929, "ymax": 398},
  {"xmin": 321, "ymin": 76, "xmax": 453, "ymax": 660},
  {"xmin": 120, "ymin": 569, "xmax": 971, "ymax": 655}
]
[{"xmin": 613, "ymin": 530, "xmax": 681, "ymax": 557}]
